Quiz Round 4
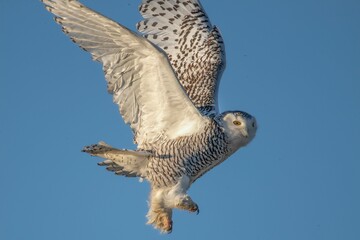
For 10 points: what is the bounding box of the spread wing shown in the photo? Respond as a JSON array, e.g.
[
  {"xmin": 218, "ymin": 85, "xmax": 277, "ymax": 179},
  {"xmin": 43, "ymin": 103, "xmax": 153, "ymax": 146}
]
[
  {"xmin": 42, "ymin": 0, "xmax": 209, "ymax": 148},
  {"xmin": 137, "ymin": 0, "xmax": 226, "ymax": 116}
]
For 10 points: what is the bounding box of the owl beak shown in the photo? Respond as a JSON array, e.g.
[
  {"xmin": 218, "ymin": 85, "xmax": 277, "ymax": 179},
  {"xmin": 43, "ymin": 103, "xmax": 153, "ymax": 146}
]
[{"xmin": 240, "ymin": 129, "xmax": 249, "ymax": 138}]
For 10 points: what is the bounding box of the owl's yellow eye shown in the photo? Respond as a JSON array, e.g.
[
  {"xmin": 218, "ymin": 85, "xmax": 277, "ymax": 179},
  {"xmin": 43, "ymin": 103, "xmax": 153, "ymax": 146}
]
[{"xmin": 233, "ymin": 120, "xmax": 242, "ymax": 126}]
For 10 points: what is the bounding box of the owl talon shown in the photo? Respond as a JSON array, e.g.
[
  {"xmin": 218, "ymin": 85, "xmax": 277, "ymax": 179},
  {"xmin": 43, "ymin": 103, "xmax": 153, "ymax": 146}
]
[
  {"xmin": 147, "ymin": 208, "xmax": 173, "ymax": 234},
  {"xmin": 176, "ymin": 196, "xmax": 199, "ymax": 214},
  {"xmin": 163, "ymin": 219, "xmax": 173, "ymax": 233}
]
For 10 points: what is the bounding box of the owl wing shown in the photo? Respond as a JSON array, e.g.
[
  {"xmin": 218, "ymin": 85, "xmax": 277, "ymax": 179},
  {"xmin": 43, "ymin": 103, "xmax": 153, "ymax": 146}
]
[
  {"xmin": 137, "ymin": 0, "xmax": 226, "ymax": 116},
  {"xmin": 42, "ymin": 0, "xmax": 208, "ymax": 148}
]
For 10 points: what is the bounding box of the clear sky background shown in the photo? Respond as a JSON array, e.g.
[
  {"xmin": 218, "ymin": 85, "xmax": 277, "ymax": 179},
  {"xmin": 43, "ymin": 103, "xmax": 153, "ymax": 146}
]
[{"xmin": 1, "ymin": 0, "xmax": 359, "ymax": 239}]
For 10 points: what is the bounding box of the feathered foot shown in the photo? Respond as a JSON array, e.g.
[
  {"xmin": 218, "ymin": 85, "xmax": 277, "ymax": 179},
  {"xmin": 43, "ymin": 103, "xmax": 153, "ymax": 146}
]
[
  {"xmin": 147, "ymin": 176, "xmax": 198, "ymax": 233},
  {"xmin": 176, "ymin": 195, "xmax": 199, "ymax": 214},
  {"xmin": 147, "ymin": 208, "xmax": 173, "ymax": 234}
]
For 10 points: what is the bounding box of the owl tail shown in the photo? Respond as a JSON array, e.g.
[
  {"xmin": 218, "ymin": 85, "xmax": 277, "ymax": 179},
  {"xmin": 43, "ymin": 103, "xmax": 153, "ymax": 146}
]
[{"xmin": 82, "ymin": 141, "xmax": 152, "ymax": 178}]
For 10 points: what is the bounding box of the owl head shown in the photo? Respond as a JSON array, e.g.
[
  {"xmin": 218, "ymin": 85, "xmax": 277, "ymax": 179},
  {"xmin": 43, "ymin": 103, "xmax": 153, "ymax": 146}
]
[{"xmin": 217, "ymin": 111, "xmax": 257, "ymax": 152}]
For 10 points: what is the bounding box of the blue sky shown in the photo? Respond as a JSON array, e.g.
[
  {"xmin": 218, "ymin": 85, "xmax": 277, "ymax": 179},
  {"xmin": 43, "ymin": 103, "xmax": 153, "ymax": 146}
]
[{"xmin": 1, "ymin": 0, "xmax": 359, "ymax": 239}]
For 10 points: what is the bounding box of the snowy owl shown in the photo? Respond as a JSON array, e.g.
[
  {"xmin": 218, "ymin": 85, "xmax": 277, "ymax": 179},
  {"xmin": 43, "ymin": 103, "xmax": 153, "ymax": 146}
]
[{"xmin": 42, "ymin": 0, "xmax": 257, "ymax": 233}]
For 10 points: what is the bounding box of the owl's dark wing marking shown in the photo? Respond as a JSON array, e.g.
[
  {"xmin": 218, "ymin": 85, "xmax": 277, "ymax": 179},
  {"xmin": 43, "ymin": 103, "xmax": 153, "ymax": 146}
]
[{"xmin": 137, "ymin": 0, "xmax": 226, "ymax": 116}]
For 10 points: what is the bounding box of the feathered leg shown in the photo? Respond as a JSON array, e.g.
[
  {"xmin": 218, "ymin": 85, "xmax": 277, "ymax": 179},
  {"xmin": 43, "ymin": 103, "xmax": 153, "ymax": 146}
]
[
  {"xmin": 147, "ymin": 176, "xmax": 199, "ymax": 233},
  {"xmin": 167, "ymin": 175, "xmax": 199, "ymax": 213},
  {"xmin": 147, "ymin": 187, "xmax": 173, "ymax": 233}
]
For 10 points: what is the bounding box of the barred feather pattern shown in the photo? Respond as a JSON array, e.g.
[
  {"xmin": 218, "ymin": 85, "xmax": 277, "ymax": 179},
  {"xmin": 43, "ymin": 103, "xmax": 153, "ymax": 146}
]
[
  {"xmin": 137, "ymin": 0, "xmax": 226, "ymax": 115},
  {"xmin": 144, "ymin": 120, "xmax": 229, "ymax": 188}
]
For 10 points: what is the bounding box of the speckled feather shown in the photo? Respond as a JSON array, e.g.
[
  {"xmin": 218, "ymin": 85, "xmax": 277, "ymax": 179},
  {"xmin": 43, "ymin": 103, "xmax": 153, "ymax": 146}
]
[
  {"xmin": 145, "ymin": 120, "xmax": 229, "ymax": 188},
  {"xmin": 137, "ymin": 0, "xmax": 226, "ymax": 115}
]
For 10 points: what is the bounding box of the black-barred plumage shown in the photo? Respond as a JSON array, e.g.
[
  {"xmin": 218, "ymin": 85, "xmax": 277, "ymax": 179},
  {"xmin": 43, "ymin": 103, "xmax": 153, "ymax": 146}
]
[
  {"xmin": 146, "ymin": 119, "xmax": 229, "ymax": 188},
  {"xmin": 42, "ymin": 0, "xmax": 257, "ymax": 234},
  {"xmin": 138, "ymin": 0, "xmax": 225, "ymax": 116}
]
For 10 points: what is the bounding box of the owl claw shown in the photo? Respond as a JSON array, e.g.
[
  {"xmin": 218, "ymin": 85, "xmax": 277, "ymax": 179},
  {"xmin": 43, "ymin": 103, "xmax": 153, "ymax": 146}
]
[
  {"xmin": 147, "ymin": 208, "xmax": 173, "ymax": 234},
  {"xmin": 161, "ymin": 218, "xmax": 173, "ymax": 234},
  {"xmin": 176, "ymin": 196, "xmax": 199, "ymax": 214}
]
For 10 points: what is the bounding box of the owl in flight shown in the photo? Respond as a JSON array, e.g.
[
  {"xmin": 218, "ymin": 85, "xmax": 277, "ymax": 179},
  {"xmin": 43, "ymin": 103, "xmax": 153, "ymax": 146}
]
[{"xmin": 43, "ymin": 0, "xmax": 257, "ymax": 233}]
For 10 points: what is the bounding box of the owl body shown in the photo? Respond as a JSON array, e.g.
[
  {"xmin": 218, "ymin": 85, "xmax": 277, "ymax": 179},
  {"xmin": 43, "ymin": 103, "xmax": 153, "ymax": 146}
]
[{"xmin": 146, "ymin": 119, "xmax": 229, "ymax": 188}]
